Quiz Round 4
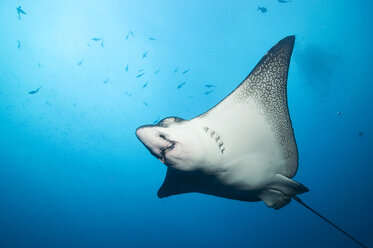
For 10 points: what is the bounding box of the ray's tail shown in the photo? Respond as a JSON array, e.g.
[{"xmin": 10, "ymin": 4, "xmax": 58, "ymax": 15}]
[{"xmin": 291, "ymin": 195, "xmax": 367, "ymax": 248}]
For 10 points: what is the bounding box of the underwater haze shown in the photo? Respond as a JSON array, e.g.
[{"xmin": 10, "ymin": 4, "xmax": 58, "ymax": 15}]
[{"xmin": 0, "ymin": 0, "xmax": 372, "ymax": 247}]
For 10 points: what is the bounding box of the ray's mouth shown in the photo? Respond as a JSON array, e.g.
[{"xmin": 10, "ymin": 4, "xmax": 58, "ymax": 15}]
[
  {"xmin": 158, "ymin": 137, "xmax": 176, "ymax": 164},
  {"xmin": 135, "ymin": 126, "xmax": 177, "ymax": 164}
]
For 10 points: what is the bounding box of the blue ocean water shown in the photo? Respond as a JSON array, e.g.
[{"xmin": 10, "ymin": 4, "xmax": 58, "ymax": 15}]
[{"xmin": 0, "ymin": 1, "xmax": 372, "ymax": 247}]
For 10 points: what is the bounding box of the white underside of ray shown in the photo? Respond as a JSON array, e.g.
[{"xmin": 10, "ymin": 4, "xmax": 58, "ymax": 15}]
[
  {"xmin": 136, "ymin": 36, "xmax": 308, "ymax": 209},
  {"xmin": 190, "ymin": 96, "xmax": 285, "ymax": 190}
]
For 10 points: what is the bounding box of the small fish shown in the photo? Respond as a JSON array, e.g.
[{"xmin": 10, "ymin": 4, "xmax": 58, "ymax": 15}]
[
  {"xmin": 28, "ymin": 87, "xmax": 41, "ymax": 95},
  {"xmin": 149, "ymin": 37, "xmax": 157, "ymax": 41},
  {"xmin": 174, "ymin": 67, "xmax": 179, "ymax": 73},
  {"xmin": 17, "ymin": 6, "xmax": 26, "ymax": 20},
  {"xmin": 204, "ymin": 84, "xmax": 215, "ymax": 88},
  {"xmin": 143, "ymin": 82, "xmax": 148, "ymax": 88},
  {"xmin": 182, "ymin": 68, "xmax": 191, "ymax": 74},
  {"xmin": 278, "ymin": 0, "xmax": 292, "ymax": 3},
  {"xmin": 155, "ymin": 69, "xmax": 160, "ymax": 74},
  {"xmin": 38, "ymin": 63, "xmax": 41, "ymax": 68},
  {"xmin": 125, "ymin": 64, "xmax": 129, "ymax": 72},
  {"xmin": 17, "ymin": 40, "xmax": 21, "ymax": 49},
  {"xmin": 358, "ymin": 131, "xmax": 364, "ymax": 137},
  {"xmin": 204, "ymin": 89, "xmax": 214, "ymax": 95},
  {"xmin": 92, "ymin": 37, "xmax": 102, "ymax": 41},
  {"xmin": 142, "ymin": 51, "xmax": 149, "ymax": 58},
  {"xmin": 104, "ymin": 78, "xmax": 109, "ymax": 84},
  {"xmin": 78, "ymin": 60, "xmax": 84, "ymax": 66},
  {"xmin": 143, "ymin": 101, "xmax": 148, "ymax": 106},
  {"xmin": 153, "ymin": 117, "xmax": 160, "ymax": 124},
  {"xmin": 177, "ymin": 82, "xmax": 186, "ymax": 89},
  {"xmin": 336, "ymin": 111, "xmax": 341, "ymax": 116},
  {"xmin": 126, "ymin": 31, "xmax": 134, "ymax": 40},
  {"xmin": 258, "ymin": 6, "xmax": 267, "ymax": 13},
  {"xmin": 101, "ymin": 40, "xmax": 104, "ymax": 47},
  {"xmin": 136, "ymin": 72, "xmax": 145, "ymax": 78}
]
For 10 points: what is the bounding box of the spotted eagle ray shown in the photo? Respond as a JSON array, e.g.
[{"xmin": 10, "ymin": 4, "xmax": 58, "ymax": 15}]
[{"xmin": 136, "ymin": 36, "xmax": 366, "ymax": 248}]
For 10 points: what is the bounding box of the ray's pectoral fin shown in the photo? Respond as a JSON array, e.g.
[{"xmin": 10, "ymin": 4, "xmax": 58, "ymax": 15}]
[
  {"xmin": 258, "ymin": 189, "xmax": 291, "ymax": 210},
  {"xmin": 259, "ymin": 174, "xmax": 309, "ymax": 209},
  {"xmin": 269, "ymin": 174, "xmax": 309, "ymax": 195},
  {"xmin": 158, "ymin": 168, "xmax": 210, "ymax": 198},
  {"xmin": 158, "ymin": 168, "xmax": 188, "ymax": 198}
]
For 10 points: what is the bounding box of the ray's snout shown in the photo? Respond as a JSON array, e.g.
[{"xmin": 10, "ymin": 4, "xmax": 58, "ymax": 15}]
[
  {"xmin": 136, "ymin": 125, "xmax": 159, "ymax": 156},
  {"xmin": 136, "ymin": 125, "xmax": 172, "ymax": 160},
  {"xmin": 135, "ymin": 126, "xmax": 148, "ymax": 143},
  {"xmin": 136, "ymin": 125, "xmax": 159, "ymax": 148}
]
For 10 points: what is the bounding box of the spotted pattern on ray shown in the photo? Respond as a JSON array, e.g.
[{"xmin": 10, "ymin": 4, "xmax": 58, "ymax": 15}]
[{"xmin": 231, "ymin": 37, "xmax": 297, "ymax": 177}]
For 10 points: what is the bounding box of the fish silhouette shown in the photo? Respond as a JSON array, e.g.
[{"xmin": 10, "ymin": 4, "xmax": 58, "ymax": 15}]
[
  {"xmin": 28, "ymin": 87, "xmax": 41, "ymax": 95},
  {"xmin": 17, "ymin": 6, "xmax": 26, "ymax": 20},
  {"xmin": 177, "ymin": 82, "xmax": 186, "ymax": 89},
  {"xmin": 258, "ymin": 6, "xmax": 267, "ymax": 13}
]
